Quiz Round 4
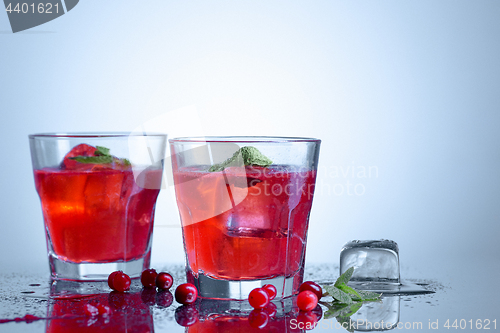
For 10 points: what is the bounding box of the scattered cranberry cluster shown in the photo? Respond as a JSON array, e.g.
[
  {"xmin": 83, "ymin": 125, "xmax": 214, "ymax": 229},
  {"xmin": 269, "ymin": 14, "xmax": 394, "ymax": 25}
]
[
  {"xmin": 107, "ymin": 269, "xmax": 198, "ymax": 306},
  {"xmin": 107, "ymin": 270, "xmax": 322, "ymax": 328},
  {"xmin": 248, "ymin": 281, "xmax": 322, "ymax": 311}
]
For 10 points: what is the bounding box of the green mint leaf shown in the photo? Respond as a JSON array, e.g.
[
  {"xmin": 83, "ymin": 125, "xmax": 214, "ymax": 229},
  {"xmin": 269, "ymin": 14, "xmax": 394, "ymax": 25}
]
[
  {"xmin": 95, "ymin": 146, "xmax": 111, "ymax": 156},
  {"xmin": 335, "ymin": 267, "xmax": 355, "ymax": 287},
  {"xmin": 69, "ymin": 156, "xmax": 113, "ymax": 164},
  {"xmin": 209, "ymin": 146, "xmax": 272, "ymax": 172},
  {"xmin": 323, "ymin": 285, "xmax": 353, "ymax": 304},
  {"xmin": 323, "ymin": 301, "xmax": 362, "ymax": 319},
  {"xmin": 337, "ymin": 283, "xmax": 362, "ymax": 300}
]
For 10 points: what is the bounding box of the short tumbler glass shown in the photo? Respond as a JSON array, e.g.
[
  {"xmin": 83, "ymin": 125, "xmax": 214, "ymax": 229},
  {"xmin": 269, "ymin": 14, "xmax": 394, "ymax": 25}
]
[
  {"xmin": 29, "ymin": 133, "xmax": 167, "ymax": 281},
  {"xmin": 170, "ymin": 136, "xmax": 321, "ymax": 299}
]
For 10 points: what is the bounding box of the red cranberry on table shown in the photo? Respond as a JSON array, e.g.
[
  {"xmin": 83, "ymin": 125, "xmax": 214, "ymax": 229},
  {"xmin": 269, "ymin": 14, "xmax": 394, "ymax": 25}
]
[
  {"xmin": 141, "ymin": 269, "xmax": 158, "ymax": 288},
  {"xmin": 296, "ymin": 290, "xmax": 318, "ymax": 312},
  {"xmin": 175, "ymin": 283, "xmax": 198, "ymax": 305},
  {"xmin": 248, "ymin": 288, "xmax": 270, "ymax": 309},
  {"xmin": 156, "ymin": 272, "xmax": 174, "ymax": 290},
  {"xmin": 108, "ymin": 271, "xmax": 131, "ymax": 292},
  {"xmin": 107, "ymin": 271, "xmax": 120, "ymax": 290},
  {"xmin": 262, "ymin": 284, "xmax": 277, "ymax": 300},
  {"xmin": 299, "ymin": 281, "xmax": 323, "ymax": 300}
]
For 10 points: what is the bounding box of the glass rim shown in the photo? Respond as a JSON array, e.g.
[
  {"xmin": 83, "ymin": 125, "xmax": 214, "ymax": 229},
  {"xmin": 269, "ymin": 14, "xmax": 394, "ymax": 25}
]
[
  {"xmin": 29, "ymin": 132, "xmax": 168, "ymax": 139},
  {"xmin": 169, "ymin": 136, "xmax": 321, "ymax": 143}
]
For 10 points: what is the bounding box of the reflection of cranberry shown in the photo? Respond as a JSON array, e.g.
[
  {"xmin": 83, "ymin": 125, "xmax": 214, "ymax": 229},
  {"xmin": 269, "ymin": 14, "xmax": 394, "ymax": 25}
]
[
  {"xmin": 175, "ymin": 283, "xmax": 198, "ymax": 305},
  {"xmin": 311, "ymin": 304, "xmax": 323, "ymax": 321},
  {"xmin": 156, "ymin": 290, "xmax": 173, "ymax": 308},
  {"xmin": 140, "ymin": 288, "xmax": 157, "ymax": 306},
  {"xmin": 108, "ymin": 291, "xmax": 129, "ymax": 310},
  {"xmin": 249, "ymin": 309, "xmax": 269, "ymax": 329},
  {"xmin": 297, "ymin": 291, "xmax": 318, "ymax": 311},
  {"xmin": 262, "ymin": 284, "xmax": 277, "ymax": 300},
  {"xmin": 296, "ymin": 311, "xmax": 318, "ymax": 330},
  {"xmin": 175, "ymin": 305, "xmax": 199, "ymax": 327},
  {"xmin": 156, "ymin": 272, "xmax": 174, "ymax": 290},
  {"xmin": 299, "ymin": 281, "xmax": 323, "ymax": 300},
  {"xmin": 249, "ymin": 288, "xmax": 270, "ymax": 309},
  {"xmin": 97, "ymin": 304, "xmax": 112, "ymax": 316},
  {"xmin": 264, "ymin": 302, "xmax": 277, "ymax": 317},
  {"xmin": 83, "ymin": 304, "xmax": 99, "ymax": 317},
  {"xmin": 141, "ymin": 269, "xmax": 158, "ymax": 288}
]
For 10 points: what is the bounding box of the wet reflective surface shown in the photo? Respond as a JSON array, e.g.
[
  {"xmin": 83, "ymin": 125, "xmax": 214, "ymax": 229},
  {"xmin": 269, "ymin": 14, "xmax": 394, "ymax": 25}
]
[{"xmin": 0, "ymin": 263, "xmax": 497, "ymax": 332}]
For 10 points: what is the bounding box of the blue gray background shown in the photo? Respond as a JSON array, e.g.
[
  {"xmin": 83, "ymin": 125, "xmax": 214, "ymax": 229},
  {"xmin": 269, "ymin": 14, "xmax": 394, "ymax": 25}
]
[{"xmin": 1, "ymin": 0, "xmax": 499, "ymax": 308}]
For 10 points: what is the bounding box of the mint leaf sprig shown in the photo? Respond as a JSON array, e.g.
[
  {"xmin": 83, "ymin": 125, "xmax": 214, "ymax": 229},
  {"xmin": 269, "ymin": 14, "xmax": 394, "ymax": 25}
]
[
  {"xmin": 323, "ymin": 267, "xmax": 381, "ymax": 304},
  {"xmin": 320, "ymin": 267, "xmax": 382, "ymax": 328},
  {"xmin": 209, "ymin": 146, "xmax": 272, "ymax": 172},
  {"xmin": 69, "ymin": 145, "xmax": 131, "ymax": 166}
]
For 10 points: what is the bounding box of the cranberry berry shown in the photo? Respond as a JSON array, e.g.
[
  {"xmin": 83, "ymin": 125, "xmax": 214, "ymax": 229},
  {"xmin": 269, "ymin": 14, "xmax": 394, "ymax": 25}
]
[
  {"xmin": 141, "ymin": 269, "xmax": 158, "ymax": 288},
  {"xmin": 248, "ymin": 288, "xmax": 270, "ymax": 309},
  {"xmin": 110, "ymin": 271, "xmax": 131, "ymax": 292},
  {"xmin": 299, "ymin": 281, "xmax": 323, "ymax": 300},
  {"xmin": 175, "ymin": 283, "xmax": 198, "ymax": 305},
  {"xmin": 107, "ymin": 271, "xmax": 120, "ymax": 290},
  {"xmin": 262, "ymin": 284, "xmax": 277, "ymax": 300},
  {"xmin": 296, "ymin": 290, "xmax": 318, "ymax": 312},
  {"xmin": 156, "ymin": 272, "xmax": 174, "ymax": 290}
]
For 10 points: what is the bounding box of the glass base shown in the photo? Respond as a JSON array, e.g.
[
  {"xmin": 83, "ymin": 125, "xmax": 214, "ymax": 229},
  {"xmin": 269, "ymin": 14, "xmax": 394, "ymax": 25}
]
[
  {"xmin": 187, "ymin": 270, "xmax": 303, "ymax": 300},
  {"xmin": 49, "ymin": 254, "xmax": 150, "ymax": 281}
]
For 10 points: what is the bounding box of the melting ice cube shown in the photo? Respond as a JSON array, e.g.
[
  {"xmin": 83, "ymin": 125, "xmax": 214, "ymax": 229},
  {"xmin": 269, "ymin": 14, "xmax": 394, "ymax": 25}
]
[{"xmin": 340, "ymin": 240, "xmax": 400, "ymax": 284}]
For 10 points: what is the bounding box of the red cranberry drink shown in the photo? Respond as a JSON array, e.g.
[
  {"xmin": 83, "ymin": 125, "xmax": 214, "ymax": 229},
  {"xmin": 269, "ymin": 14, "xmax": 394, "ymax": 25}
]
[
  {"xmin": 175, "ymin": 166, "xmax": 316, "ymax": 279},
  {"xmin": 170, "ymin": 137, "xmax": 321, "ymax": 299},
  {"xmin": 30, "ymin": 133, "xmax": 167, "ymax": 280}
]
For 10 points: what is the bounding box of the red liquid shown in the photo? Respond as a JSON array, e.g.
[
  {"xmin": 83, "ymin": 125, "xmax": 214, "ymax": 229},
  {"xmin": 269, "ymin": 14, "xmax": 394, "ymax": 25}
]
[
  {"xmin": 173, "ymin": 166, "xmax": 316, "ymax": 280},
  {"xmin": 34, "ymin": 168, "xmax": 161, "ymax": 263}
]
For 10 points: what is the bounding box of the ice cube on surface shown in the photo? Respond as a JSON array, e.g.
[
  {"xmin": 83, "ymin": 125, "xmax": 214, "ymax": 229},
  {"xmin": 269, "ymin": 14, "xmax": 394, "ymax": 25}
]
[{"xmin": 340, "ymin": 240, "xmax": 400, "ymax": 284}]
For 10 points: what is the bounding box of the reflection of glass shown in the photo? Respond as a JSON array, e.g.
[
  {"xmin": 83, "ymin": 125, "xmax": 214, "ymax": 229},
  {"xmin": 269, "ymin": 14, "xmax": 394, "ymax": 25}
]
[
  {"xmin": 29, "ymin": 133, "xmax": 167, "ymax": 281},
  {"xmin": 170, "ymin": 137, "xmax": 321, "ymax": 299},
  {"xmin": 46, "ymin": 289, "xmax": 155, "ymax": 332},
  {"xmin": 347, "ymin": 296, "xmax": 400, "ymax": 331}
]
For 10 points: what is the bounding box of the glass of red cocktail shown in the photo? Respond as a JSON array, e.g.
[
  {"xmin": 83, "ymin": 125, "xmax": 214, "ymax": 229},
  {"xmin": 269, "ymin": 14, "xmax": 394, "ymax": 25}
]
[
  {"xmin": 170, "ymin": 137, "xmax": 321, "ymax": 299},
  {"xmin": 29, "ymin": 133, "xmax": 167, "ymax": 281}
]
